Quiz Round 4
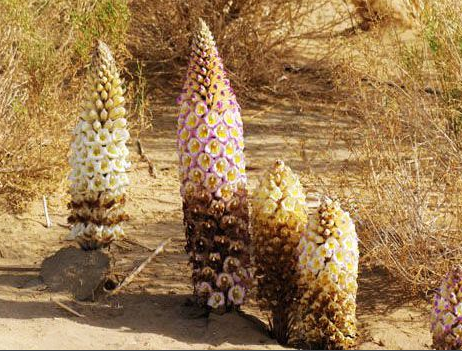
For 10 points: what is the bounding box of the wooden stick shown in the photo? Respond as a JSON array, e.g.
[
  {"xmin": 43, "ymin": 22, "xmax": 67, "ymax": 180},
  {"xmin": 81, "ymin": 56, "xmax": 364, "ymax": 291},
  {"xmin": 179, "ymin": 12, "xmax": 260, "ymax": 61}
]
[
  {"xmin": 51, "ymin": 298, "xmax": 85, "ymax": 318},
  {"xmin": 122, "ymin": 237, "xmax": 154, "ymax": 251},
  {"xmin": 57, "ymin": 222, "xmax": 71, "ymax": 229},
  {"xmin": 0, "ymin": 265, "xmax": 40, "ymax": 272},
  {"xmin": 136, "ymin": 138, "xmax": 157, "ymax": 178},
  {"xmin": 109, "ymin": 239, "xmax": 170, "ymax": 296},
  {"xmin": 42, "ymin": 195, "xmax": 52, "ymax": 228}
]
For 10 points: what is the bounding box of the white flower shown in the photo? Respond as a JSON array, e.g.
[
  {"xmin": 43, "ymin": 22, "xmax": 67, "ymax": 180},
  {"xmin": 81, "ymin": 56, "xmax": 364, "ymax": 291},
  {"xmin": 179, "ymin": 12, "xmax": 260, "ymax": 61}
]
[
  {"xmin": 100, "ymin": 109, "xmax": 108, "ymax": 121},
  {"xmin": 95, "ymin": 128, "xmax": 112, "ymax": 145},
  {"xmin": 119, "ymin": 173, "xmax": 129, "ymax": 186},
  {"xmin": 113, "ymin": 118, "xmax": 127, "ymax": 129},
  {"xmin": 308, "ymin": 256, "xmax": 325, "ymax": 275},
  {"xmin": 99, "ymin": 158, "xmax": 113, "ymax": 174},
  {"xmin": 102, "ymin": 226, "xmax": 114, "ymax": 239},
  {"xmin": 93, "ymin": 120, "xmax": 102, "ymax": 131},
  {"xmin": 111, "ymin": 158, "xmax": 125, "ymax": 172},
  {"xmin": 84, "ymin": 160, "xmax": 96, "ymax": 177},
  {"xmin": 88, "ymin": 144, "xmax": 105, "ymax": 160},
  {"xmin": 88, "ymin": 174, "xmax": 105, "ymax": 192},
  {"xmin": 83, "ymin": 131, "xmax": 97, "ymax": 146},
  {"xmin": 112, "ymin": 128, "xmax": 130, "ymax": 143},
  {"xmin": 105, "ymin": 119, "xmax": 114, "ymax": 131},
  {"xmin": 104, "ymin": 173, "xmax": 119, "ymax": 190},
  {"xmin": 109, "ymin": 106, "xmax": 126, "ymax": 120},
  {"xmin": 105, "ymin": 143, "xmax": 120, "ymax": 158}
]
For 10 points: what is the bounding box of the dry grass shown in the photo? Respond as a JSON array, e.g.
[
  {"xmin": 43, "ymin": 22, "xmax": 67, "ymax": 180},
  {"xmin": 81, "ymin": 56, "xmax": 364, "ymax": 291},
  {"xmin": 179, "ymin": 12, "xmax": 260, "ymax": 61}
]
[
  {"xmin": 331, "ymin": 0, "xmax": 462, "ymax": 292},
  {"xmin": 127, "ymin": 0, "xmax": 352, "ymax": 100},
  {"xmin": 0, "ymin": 0, "xmax": 130, "ymax": 211},
  {"xmin": 1, "ymin": 0, "xmax": 460, "ymax": 295}
]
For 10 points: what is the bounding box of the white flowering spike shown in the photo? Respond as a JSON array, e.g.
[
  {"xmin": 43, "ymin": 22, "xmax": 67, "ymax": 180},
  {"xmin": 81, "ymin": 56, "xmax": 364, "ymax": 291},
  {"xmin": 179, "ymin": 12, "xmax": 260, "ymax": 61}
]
[
  {"xmin": 297, "ymin": 197, "xmax": 359, "ymax": 349},
  {"xmin": 431, "ymin": 266, "xmax": 462, "ymax": 350},
  {"xmin": 68, "ymin": 41, "xmax": 130, "ymax": 250},
  {"xmin": 252, "ymin": 160, "xmax": 307, "ymax": 344}
]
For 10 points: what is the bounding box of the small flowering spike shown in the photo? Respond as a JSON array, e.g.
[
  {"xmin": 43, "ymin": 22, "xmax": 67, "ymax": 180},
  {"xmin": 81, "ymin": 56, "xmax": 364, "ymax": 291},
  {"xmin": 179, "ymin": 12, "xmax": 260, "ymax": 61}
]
[
  {"xmin": 68, "ymin": 41, "xmax": 130, "ymax": 250},
  {"xmin": 177, "ymin": 19, "xmax": 251, "ymax": 312},
  {"xmin": 251, "ymin": 160, "xmax": 307, "ymax": 344},
  {"xmin": 297, "ymin": 197, "xmax": 359, "ymax": 349},
  {"xmin": 431, "ymin": 266, "xmax": 462, "ymax": 350}
]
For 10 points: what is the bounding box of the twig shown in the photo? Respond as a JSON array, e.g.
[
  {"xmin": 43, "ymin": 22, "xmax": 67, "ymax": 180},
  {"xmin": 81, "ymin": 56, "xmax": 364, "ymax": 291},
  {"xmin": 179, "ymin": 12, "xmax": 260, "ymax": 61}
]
[
  {"xmin": 122, "ymin": 237, "xmax": 154, "ymax": 251},
  {"xmin": 57, "ymin": 222, "xmax": 71, "ymax": 229},
  {"xmin": 0, "ymin": 265, "xmax": 40, "ymax": 272},
  {"xmin": 249, "ymin": 105, "xmax": 275, "ymax": 119},
  {"xmin": 51, "ymin": 298, "xmax": 85, "ymax": 318},
  {"xmin": 108, "ymin": 239, "xmax": 171, "ymax": 296},
  {"xmin": 42, "ymin": 195, "xmax": 52, "ymax": 228},
  {"xmin": 136, "ymin": 138, "xmax": 157, "ymax": 178}
]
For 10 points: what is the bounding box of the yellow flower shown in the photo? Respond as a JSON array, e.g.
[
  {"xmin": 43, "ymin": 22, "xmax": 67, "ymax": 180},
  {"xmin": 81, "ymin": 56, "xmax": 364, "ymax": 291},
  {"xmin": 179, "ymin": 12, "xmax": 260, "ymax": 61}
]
[
  {"xmin": 186, "ymin": 113, "xmax": 199, "ymax": 129},
  {"xmin": 281, "ymin": 197, "xmax": 296, "ymax": 212},
  {"xmin": 268, "ymin": 184, "xmax": 283, "ymax": 202},
  {"xmin": 215, "ymin": 124, "xmax": 228, "ymax": 140},
  {"xmin": 309, "ymin": 256, "xmax": 325, "ymax": 274},
  {"xmin": 197, "ymin": 153, "xmax": 212, "ymax": 170},
  {"xmin": 197, "ymin": 124, "xmax": 210, "ymax": 140},
  {"xmin": 262, "ymin": 200, "xmax": 277, "ymax": 215},
  {"xmin": 187, "ymin": 138, "xmax": 202, "ymax": 154},
  {"xmin": 179, "ymin": 128, "xmax": 190, "ymax": 142},
  {"xmin": 189, "ymin": 168, "xmax": 205, "ymax": 184},
  {"xmin": 226, "ymin": 167, "xmax": 238, "ymax": 183},
  {"xmin": 223, "ymin": 110, "xmax": 235, "ymax": 126}
]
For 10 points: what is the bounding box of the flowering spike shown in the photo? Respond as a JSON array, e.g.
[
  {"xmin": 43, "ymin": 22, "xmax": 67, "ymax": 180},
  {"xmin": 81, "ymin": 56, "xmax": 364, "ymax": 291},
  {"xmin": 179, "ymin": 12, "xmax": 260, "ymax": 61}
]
[
  {"xmin": 68, "ymin": 41, "xmax": 130, "ymax": 250},
  {"xmin": 297, "ymin": 197, "xmax": 359, "ymax": 349},
  {"xmin": 177, "ymin": 20, "xmax": 251, "ymax": 312},
  {"xmin": 251, "ymin": 160, "xmax": 307, "ymax": 344},
  {"xmin": 431, "ymin": 266, "xmax": 462, "ymax": 350}
]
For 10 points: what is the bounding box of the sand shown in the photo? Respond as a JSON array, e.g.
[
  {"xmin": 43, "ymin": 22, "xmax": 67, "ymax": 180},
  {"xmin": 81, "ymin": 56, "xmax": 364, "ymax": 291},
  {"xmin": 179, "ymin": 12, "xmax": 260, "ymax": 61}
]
[
  {"xmin": 0, "ymin": 1, "xmax": 432, "ymax": 349},
  {"xmin": 0, "ymin": 100, "xmax": 431, "ymax": 349}
]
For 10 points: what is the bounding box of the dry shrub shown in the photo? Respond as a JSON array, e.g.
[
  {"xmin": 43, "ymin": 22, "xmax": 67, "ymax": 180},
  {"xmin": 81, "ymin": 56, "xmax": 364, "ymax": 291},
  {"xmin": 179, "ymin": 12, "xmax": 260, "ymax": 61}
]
[
  {"xmin": 334, "ymin": 0, "xmax": 462, "ymax": 291},
  {"xmin": 0, "ymin": 0, "xmax": 130, "ymax": 211},
  {"xmin": 350, "ymin": 0, "xmax": 422, "ymax": 29},
  {"xmin": 127, "ymin": 0, "xmax": 349, "ymax": 99}
]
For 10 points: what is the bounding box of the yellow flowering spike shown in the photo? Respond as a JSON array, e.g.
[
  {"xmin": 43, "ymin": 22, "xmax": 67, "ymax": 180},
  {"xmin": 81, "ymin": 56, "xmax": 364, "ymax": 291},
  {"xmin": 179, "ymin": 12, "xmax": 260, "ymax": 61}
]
[
  {"xmin": 297, "ymin": 197, "xmax": 359, "ymax": 349},
  {"xmin": 431, "ymin": 266, "xmax": 462, "ymax": 350},
  {"xmin": 252, "ymin": 160, "xmax": 307, "ymax": 344},
  {"xmin": 68, "ymin": 41, "xmax": 130, "ymax": 250}
]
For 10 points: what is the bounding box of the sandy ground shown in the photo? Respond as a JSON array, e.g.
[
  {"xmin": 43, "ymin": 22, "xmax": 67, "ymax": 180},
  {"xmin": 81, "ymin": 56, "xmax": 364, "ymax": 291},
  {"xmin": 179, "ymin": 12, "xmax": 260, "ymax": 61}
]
[
  {"xmin": 0, "ymin": 1, "xmax": 432, "ymax": 349},
  {"xmin": 0, "ymin": 99, "xmax": 431, "ymax": 349}
]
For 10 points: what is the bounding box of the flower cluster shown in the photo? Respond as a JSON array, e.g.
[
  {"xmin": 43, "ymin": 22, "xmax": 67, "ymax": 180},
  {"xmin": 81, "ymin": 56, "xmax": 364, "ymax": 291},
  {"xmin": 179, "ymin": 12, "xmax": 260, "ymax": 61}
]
[
  {"xmin": 68, "ymin": 41, "xmax": 130, "ymax": 250},
  {"xmin": 297, "ymin": 197, "xmax": 359, "ymax": 349},
  {"xmin": 177, "ymin": 19, "xmax": 251, "ymax": 311},
  {"xmin": 431, "ymin": 266, "xmax": 462, "ymax": 350},
  {"xmin": 251, "ymin": 160, "xmax": 307, "ymax": 344}
]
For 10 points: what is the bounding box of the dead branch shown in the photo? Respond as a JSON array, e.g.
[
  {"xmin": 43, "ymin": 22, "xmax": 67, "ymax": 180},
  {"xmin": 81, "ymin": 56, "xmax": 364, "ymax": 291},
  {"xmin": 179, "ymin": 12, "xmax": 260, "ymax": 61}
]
[
  {"xmin": 51, "ymin": 297, "xmax": 85, "ymax": 318},
  {"xmin": 0, "ymin": 265, "xmax": 40, "ymax": 272},
  {"xmin": 108, "ymin": 238, "xmax": 171, "ymax": 295},
  {"xmin": 42, "ymin": 195, "xmax": 52, "ymax": 228},
  {"xmin": 136, "ymin": 138, "xmax": 157, "ymax": 178}
]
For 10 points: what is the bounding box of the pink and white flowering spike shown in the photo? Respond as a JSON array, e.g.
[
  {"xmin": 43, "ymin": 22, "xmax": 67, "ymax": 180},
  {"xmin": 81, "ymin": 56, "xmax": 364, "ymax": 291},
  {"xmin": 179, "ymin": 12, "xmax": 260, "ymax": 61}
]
[
  {"xmin": 68, "ymin": 41, "xmax": 130, "ymax": 250},
  {"xmin": 177, "ymin": 19, "xmax": 251, "ymax": 312},
  {"xmin": 431, "ymin": 266, "xmax": 462, "ymax": 350}
]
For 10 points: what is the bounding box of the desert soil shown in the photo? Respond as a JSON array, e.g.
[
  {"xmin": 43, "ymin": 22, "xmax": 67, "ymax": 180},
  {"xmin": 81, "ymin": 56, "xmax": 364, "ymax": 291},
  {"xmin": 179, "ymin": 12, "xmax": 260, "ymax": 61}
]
[
  {"xmin": 0, "ymin": 98, "xmax": 432, "ymax": 350},
  {"xmin": 0, "ymin": 1, "xmax": 432, "ymax": 349}
]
